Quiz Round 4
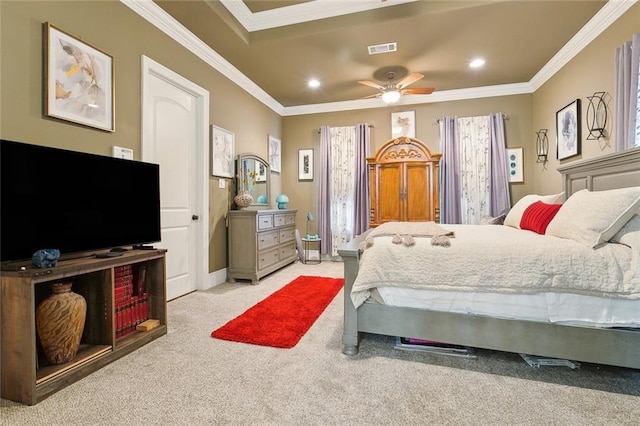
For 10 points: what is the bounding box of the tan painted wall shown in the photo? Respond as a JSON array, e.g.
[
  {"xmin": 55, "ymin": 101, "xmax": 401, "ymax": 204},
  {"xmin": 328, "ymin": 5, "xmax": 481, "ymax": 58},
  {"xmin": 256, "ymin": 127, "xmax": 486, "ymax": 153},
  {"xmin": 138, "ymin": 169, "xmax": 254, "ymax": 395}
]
[
  {"xmin": 283, "ymin": 95, "xmax": 533, "ymax": 234},
  {"xmin": 0, "ymin": 1, "xmax": 282, "ymax": 273},
  {"xmin": 531, "ymin": 3, "xmax": 640, "ymax": 195}
]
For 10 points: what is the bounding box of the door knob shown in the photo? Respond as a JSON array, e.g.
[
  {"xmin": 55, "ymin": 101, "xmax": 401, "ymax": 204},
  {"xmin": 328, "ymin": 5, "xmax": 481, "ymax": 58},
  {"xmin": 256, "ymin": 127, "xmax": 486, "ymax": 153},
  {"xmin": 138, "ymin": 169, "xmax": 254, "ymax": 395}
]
[{"xmin": 192, "ymin": 214, "xmax": 199, "ymax": 221}]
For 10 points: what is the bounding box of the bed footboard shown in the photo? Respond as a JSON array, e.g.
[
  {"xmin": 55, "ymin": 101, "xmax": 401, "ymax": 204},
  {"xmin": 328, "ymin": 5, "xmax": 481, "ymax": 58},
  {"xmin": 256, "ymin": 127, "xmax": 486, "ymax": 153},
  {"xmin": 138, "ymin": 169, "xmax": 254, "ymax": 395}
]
[{"xmin": 338, "ymin": 234, "xmax": 366, "ymax": 355}]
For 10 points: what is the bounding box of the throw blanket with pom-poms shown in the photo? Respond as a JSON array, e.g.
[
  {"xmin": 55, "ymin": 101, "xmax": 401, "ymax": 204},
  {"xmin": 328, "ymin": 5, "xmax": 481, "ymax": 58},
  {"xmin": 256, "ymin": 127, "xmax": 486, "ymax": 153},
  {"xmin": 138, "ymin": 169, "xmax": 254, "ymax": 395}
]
[{"xmin": 359, "ymin": 221, "xmax": 455, "ymax": 252}]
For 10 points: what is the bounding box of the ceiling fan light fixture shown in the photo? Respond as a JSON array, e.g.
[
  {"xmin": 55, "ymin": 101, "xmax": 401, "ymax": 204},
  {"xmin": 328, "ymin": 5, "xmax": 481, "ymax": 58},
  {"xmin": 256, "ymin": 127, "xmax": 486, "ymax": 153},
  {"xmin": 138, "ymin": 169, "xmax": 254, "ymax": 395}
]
[{"xmin": 381, "ymin": 90, "xmax": 401, "ymax": 104}]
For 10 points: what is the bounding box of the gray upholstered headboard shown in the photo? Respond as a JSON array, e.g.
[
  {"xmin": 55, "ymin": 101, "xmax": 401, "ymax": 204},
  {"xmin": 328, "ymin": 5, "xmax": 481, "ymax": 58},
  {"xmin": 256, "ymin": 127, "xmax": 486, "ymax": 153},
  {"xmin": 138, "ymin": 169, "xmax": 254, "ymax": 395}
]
[{"xmin": 558, "ymin": 147, "xmax": 640, "ymax": 197}]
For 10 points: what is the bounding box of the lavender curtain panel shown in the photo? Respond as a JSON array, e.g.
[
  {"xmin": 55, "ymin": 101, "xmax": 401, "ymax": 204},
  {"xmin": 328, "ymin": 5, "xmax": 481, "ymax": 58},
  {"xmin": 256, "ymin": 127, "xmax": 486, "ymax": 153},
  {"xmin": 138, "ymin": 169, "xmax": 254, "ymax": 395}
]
[
  {"xmin": 489, "ymin": 113, "xmax": 511, "ymax": 215},
  {"xmin": 353, "ymin": 124, "xmax": 370, "ymax": 236},
  {"xmin": 439, "ymin": 117, "xmax": 461, "ymax": 224},
  {"xmin": 614, "ymin": 33, "xmax": 640, "ymax": 151},
  {"xmin": 317, "ymin": 126, "xmax": 332, "ymax": 255}
]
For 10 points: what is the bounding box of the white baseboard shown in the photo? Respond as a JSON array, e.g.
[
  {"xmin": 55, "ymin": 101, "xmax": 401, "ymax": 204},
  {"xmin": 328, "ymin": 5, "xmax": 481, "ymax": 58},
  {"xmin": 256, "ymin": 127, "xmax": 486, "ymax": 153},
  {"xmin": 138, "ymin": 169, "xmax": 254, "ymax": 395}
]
[{"xmin": 203, "ymin": 267, "xmax": 227, "ymax": 290}]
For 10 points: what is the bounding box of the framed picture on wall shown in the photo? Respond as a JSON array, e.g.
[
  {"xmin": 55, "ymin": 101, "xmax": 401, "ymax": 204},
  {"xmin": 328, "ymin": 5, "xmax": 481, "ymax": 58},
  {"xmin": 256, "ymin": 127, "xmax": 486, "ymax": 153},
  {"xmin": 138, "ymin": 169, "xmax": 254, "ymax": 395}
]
[
  {"xmin": 556, "ymin": 99, "xmax": 581, "ymax": 160},
  {"xmin": 211, "ymin": 125, "xmax": 235, "ymax": 178},
  {"xmin": 268, "ymin": 135, "xmax": 281, "ymax": 173},
  {"xmin": 298, "ymin": 149, "xmax": 313, "ymax": 181},
  {"xmin": 44, "ymin": 22, "xmax": 114, "ymax": 132},
  {"xmin": 391, "ymin": 111, "xmax": 415, "ymax": 138},
  {"xmin": 506, "ymin": 147, "xmax": 523, "ymax": 183}
]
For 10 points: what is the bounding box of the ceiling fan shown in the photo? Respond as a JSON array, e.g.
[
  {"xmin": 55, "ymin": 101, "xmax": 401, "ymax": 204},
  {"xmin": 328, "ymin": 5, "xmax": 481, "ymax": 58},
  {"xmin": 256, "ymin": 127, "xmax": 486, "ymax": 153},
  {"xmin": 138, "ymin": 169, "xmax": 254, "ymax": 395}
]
[{"xmin": 358, "ymin": 71, "xmax": 434, "ymax": 104}]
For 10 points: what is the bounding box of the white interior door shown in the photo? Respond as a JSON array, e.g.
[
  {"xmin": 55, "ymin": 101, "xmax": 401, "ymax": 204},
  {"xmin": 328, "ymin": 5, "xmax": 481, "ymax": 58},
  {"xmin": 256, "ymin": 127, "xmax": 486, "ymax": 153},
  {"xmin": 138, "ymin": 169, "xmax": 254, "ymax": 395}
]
[{"xmin": 141, "ymin": 56, "xmax": 209, "ymax": 301}]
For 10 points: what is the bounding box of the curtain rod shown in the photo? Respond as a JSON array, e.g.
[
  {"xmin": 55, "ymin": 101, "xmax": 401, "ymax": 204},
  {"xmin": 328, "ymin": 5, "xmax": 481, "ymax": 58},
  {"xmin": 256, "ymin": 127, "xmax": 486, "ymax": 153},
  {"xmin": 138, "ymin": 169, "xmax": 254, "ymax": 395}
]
[
  {"xmin": 317, "ymin": 124, "xmax": 375, "ymax": 133},
  {"xmin": 434, "ymin": 114, "xmax": 509, "ymax": 124}
]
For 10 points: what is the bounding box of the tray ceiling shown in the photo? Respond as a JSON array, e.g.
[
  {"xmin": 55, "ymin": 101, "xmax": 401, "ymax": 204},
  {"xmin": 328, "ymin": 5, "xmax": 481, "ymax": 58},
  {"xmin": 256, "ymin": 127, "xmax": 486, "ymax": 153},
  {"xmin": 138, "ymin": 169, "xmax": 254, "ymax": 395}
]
[{"xmin": 154, "ymin": 0, "xmax": 609, "ymax": 110}]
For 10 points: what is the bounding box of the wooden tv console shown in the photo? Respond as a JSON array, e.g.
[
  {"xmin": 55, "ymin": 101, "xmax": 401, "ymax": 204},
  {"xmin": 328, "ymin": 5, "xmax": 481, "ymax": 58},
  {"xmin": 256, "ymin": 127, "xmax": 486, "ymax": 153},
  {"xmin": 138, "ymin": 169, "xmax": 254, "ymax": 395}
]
[{"xmin": 0, "ymin": 249, "xmax": 168, "ymax": 405}]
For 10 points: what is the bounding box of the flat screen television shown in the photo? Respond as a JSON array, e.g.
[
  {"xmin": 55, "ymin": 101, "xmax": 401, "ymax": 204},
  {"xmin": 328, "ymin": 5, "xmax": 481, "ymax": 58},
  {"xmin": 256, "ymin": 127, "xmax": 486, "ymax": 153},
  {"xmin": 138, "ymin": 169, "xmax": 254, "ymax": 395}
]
[{"xmin": 1, "ymin": 139, "xmax": 161, "ymax": 264}]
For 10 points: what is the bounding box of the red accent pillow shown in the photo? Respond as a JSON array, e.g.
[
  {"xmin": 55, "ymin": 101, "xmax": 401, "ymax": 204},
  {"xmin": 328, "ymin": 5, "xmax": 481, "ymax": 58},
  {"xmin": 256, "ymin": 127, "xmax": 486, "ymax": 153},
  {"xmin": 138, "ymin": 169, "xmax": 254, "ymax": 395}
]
[{"xmin": 520, "ymin": 201, "xmax": 563, "ymax": 234}]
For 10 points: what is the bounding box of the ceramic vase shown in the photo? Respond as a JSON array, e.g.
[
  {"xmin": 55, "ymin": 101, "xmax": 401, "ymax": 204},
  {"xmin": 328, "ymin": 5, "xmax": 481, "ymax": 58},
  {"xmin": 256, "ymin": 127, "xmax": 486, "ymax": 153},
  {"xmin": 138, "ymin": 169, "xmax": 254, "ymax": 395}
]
[
  {"xmin": 36, "ymin": 282, "xmax": 87, "ymax": 365},
  {"xmin": 234, "ymin": 191, "xmax": 253, "ymax": 210}
]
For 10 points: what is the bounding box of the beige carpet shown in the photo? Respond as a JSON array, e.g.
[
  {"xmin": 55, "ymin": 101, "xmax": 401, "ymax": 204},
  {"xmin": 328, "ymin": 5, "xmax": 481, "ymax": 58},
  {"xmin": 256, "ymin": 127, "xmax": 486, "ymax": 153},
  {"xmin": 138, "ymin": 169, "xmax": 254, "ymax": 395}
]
[{"xmin": 2, "ymin": 260, "xmax": 639, "ymax": 425}]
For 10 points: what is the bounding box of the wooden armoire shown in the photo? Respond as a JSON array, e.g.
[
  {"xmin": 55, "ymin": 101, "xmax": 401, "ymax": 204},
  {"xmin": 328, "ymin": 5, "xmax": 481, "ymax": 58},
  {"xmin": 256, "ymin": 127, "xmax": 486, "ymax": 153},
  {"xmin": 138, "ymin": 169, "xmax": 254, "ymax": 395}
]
[{"xmin": 368, "ymin": 136, "xmax": 442, "ymax": 227}]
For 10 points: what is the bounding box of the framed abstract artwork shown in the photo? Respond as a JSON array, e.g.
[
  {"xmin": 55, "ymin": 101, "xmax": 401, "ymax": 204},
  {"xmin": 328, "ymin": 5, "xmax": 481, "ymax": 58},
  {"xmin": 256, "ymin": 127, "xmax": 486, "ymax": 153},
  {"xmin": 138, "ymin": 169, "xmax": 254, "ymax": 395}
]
[
  {"xmin": 298, "ymin": 149, "xmax": 314, "ymax": 181},
  {"xmin": 211, "ymin": 125, "xmax": 235, "ymax": 178},
  {"xmin": 44, "ymin": 22, "xmax": 114, "ymax": 132},
  {"xmin": 506, "ymin": 147, "xmax": 523, "ymax": 183},
  {"xmin": 268, "ymin": 135, "xmax": 281, "ymax": 173},
  {"xmin": 391, "ymin": 111, "xmax": 415, "ymax": 138},
  {"xmin": 556, "ymin": 99, "xmax": 581, "ymax": 160}
]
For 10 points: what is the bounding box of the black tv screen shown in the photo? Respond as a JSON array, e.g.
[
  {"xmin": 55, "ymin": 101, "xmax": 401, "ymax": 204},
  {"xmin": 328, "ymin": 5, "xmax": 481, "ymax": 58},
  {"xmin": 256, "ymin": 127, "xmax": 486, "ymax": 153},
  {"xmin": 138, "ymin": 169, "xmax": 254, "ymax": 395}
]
[{"xmin": 1, "ymin": 139, "xmax": 161, "ymax": 263}]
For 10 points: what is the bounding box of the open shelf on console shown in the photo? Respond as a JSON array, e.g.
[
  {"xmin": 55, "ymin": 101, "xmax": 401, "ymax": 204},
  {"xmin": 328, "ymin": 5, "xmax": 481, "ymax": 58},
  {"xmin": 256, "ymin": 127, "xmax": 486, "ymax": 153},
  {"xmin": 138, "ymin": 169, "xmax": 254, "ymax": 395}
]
[{"xmin": 1, "ymin": 250, "xmax": 167, "ymax": 405}]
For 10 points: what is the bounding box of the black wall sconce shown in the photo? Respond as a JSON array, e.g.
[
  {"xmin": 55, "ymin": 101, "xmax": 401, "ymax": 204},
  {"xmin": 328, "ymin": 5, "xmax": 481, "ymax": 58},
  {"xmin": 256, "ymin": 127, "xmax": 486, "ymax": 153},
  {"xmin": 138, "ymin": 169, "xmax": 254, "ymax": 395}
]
[
  {"xmin": 586, "ymin": 91, "xmax": 607, "ymax": 140},
  {"xmin": 535, "ymin": 129, "xmax": 549, "ymax": 163}
]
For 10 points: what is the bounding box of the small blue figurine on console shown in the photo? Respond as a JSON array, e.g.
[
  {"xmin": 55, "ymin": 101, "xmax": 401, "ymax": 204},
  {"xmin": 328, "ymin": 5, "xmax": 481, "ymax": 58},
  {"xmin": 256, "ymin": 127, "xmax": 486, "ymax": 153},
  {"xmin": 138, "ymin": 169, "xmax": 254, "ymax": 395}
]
[{"xmin": 32, "ymin": 249, "xmax": 61, "ymax": 268}]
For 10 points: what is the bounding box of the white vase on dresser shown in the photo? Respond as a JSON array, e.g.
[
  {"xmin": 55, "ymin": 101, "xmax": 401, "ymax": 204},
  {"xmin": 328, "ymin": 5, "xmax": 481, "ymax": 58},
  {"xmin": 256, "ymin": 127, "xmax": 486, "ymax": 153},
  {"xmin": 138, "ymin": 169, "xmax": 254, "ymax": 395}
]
[{"xmin": 227, "ymin": 209, "xmax": 298, "ymax": 284}]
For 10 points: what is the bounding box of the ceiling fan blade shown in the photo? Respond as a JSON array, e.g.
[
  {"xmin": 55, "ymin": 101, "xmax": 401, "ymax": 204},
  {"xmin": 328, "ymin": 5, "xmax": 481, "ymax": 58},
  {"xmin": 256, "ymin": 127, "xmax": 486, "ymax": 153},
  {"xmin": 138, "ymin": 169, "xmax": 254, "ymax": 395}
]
[
  {"xmin": 360, "ymin": 93, "xmax": 382, "ymax": 99},
  {"xmin": 358, "ymin": 80, "xmax": 385, "ymax": 90},
  {"xmin": 402, "ymin": 87, "xmax": 435, "ymax": 95},
  {"xmin": 396, "ymin": 72, "xmax": 424, "ymax": 89}
]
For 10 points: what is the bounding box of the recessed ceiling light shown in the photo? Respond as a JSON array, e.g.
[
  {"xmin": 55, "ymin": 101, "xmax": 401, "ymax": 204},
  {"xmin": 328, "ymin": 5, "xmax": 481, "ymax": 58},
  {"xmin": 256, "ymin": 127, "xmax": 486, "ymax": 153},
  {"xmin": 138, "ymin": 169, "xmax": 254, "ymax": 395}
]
[
  {"xmin": 469, "ymin": 58, "xmax": 485, "ymax": 68},
  {"xmin": 308, "ymin": 79, "xmax": 320, "ymax": 88}
]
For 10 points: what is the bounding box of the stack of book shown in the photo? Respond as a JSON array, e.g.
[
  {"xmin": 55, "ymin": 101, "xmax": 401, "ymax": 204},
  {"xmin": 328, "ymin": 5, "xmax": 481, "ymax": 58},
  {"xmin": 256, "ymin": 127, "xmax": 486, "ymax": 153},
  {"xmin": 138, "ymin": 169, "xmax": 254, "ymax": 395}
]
[
  {"xmin": 394, "ymin": 337, "xmax": 476, "ymax": 358},
  {"xmin": 114, "ymin": 264, "xmax": 149, "ymax": 339}
]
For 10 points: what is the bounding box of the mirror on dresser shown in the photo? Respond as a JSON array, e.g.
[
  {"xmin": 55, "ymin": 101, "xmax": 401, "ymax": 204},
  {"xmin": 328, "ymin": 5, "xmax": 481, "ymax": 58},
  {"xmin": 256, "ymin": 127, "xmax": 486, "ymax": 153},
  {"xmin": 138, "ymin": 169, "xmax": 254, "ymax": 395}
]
[{"xmin": 236, "ymin": 153, "xmax": 270, "ymax": 207}]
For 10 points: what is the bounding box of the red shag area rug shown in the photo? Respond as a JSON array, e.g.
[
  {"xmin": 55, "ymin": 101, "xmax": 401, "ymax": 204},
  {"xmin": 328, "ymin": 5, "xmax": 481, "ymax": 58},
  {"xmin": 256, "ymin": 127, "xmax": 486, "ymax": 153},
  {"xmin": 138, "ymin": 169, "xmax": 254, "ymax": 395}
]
[{"xmin": 211, "ymin": 276, "xmax": 344, "ymax": 348}]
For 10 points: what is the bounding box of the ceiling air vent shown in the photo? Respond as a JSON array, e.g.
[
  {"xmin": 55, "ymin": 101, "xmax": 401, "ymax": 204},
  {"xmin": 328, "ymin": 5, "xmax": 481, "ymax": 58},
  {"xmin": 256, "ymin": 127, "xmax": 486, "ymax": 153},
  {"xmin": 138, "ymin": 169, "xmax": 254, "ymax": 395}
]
[{"xmin": 367, "ymin": 42, "xmax": 397, "ymax": 55}]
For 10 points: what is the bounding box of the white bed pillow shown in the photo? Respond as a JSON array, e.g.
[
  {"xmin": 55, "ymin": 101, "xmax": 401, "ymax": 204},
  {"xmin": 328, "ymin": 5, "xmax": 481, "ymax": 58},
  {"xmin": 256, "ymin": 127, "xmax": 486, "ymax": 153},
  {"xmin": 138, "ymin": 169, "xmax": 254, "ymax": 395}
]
[
  {"xmin": 546, "ymin": 188, "xmax": 640, "ymax": 248},
  {"xmin": 503, "ymin": 192, "xmax": 564, "ymax": 229}
]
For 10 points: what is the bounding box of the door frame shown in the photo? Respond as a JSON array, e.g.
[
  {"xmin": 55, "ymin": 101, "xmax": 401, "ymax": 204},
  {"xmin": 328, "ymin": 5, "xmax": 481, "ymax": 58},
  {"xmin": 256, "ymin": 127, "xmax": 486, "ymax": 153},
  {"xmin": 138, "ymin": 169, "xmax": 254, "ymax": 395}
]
[{"xmin": 141, "ymin": 55, "xmax": 209, "ymax": 292}]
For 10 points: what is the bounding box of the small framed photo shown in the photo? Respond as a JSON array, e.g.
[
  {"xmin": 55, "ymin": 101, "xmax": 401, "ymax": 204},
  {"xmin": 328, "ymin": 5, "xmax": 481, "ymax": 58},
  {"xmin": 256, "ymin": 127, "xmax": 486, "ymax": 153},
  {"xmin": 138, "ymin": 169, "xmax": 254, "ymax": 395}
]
[
  {"xmin": 211, "ymin": 125, "xmax": 235, "ymax": 178},
  {"xmin": 255, "ymin": 160, "xmax": 266, "ymax": 182},
  {"xmin": 44, "ymin": 22, "xmax": 114, "ymax": 132},
  {"xmin": 268, "ymin": 135, "xmax": 281, "ymax": 173},
  {"xmin": 506, "ymin": 147, "xmax": 523, "ymax": 183},
  {"xmin": 556, "ymin": 99, "xmax": 581, "ymax": 160},
  {"xmin": 298, "ymin": 149, "xmax": 314, "ymax": 181},
  {"xmin": 391, "ymin": 111, "xmax": 415, "ymax": 138}
]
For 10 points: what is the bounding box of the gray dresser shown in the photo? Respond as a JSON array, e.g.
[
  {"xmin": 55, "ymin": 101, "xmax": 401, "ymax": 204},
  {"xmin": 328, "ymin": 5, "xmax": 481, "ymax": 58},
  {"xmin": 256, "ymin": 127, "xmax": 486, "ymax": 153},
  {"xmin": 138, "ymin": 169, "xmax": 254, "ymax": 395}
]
[{"xmin": 227, "ymin": 209, "xmax": 298, "ymax": 284}]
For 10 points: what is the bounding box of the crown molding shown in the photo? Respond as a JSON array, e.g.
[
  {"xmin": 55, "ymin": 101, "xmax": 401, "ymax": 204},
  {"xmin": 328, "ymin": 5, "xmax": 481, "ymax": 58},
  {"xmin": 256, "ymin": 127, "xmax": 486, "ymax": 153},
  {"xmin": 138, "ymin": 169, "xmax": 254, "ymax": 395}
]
[
  {"xmin": 281, "ymin": 82, "xmax": 533, "ymax": 116},
  {"xmin": 121, "ymin": 0, "xmax": 633, "ymax": 118},
  {"xmin": 530, "ymin": 0, "xmax": 637, "ymax": 91},
  {"xmin": 120, "ymin": 0, "xmax": 285, "ymax": 115},
  {"xmin": 219, "ymin": 0, "xmax": 418, "ymax": 32}
]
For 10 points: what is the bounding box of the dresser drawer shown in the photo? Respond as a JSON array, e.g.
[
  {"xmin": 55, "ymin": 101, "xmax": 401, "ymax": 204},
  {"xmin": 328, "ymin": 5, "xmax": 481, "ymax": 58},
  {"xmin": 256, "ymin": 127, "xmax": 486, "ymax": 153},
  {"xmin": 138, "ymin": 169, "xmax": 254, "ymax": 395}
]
[
  {"xmin": 257, "ymin": 230, "xmax": 279, "ymax": 250},
  {"xmin": 257, "ymin": 214, "xmax": 274, "ymax": 230},
  {"xmin": 274, "ymin": 214, "xmax": 286, "ymax": 227},
  {"xmin": 258, "ymin": 247, "xmax": 279, "ymax": 270},
  {"xmin": 279, "ymin": 227, "xmax": 295, "ymax": 244},
  {"xmin": 280, "ymin": 242, "xmax": 297, "ymax": 261},
  {"xmin": 285, "ymin": 213, "xmax": 296, "ymax": 225},
  {"xmin": 275, "ymin": 213, "xmax": 296, "ymax": 228}
]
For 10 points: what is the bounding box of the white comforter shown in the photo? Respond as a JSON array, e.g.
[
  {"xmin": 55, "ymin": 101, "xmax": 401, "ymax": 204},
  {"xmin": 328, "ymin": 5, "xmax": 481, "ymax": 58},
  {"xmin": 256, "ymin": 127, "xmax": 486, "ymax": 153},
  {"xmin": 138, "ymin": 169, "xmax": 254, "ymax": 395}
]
[{"xmin": 351, "ymin": 223, "xmax": 640, "ymax": 308}]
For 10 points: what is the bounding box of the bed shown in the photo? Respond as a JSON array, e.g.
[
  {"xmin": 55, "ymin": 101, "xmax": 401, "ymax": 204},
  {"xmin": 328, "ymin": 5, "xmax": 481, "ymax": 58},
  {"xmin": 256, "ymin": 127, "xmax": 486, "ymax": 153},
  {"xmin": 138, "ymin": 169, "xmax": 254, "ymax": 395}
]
[{"xmin": 338, "ymin": 147, "xmax": 640, "ymax": 369}]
